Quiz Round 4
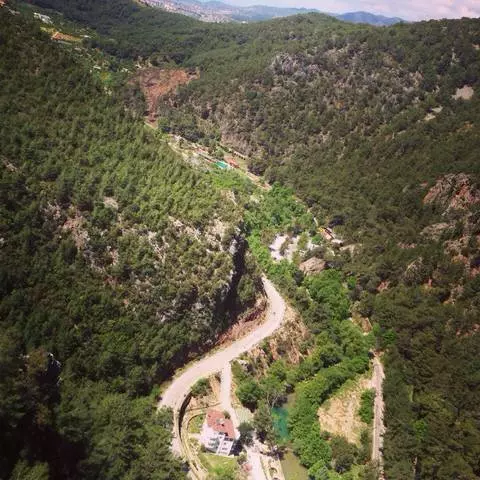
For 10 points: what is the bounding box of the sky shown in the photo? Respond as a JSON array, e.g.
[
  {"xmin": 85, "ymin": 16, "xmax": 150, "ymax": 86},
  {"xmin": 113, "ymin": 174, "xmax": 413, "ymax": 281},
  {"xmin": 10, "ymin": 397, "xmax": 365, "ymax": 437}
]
[{"xmin": 222, "ymin": 0, "xmax": 480, "ymax": 21}]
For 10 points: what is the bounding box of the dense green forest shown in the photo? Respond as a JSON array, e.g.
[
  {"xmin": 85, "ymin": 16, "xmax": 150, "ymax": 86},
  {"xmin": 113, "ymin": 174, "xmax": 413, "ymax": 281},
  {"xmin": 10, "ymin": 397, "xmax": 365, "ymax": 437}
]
[
  {"xmin": 3, "ymin": 0, "xmax": 480, "ymax": 479},
  {"xmin": 26, "ymin": 0, "xmax": 350, "ymax": 62},
  {"xmin": 0, "ymin": 9, "xmax": 261, "ymax": 479},
  {"xmin": 165, "ymin": 14, "xmax": 480, "ymax": 480}
]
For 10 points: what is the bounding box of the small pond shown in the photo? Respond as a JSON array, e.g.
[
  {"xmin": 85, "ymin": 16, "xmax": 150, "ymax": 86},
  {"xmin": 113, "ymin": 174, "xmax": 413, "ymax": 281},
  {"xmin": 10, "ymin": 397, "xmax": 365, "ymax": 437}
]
[
  {"xmin": 271, "ymin": 393, "xmax": 309, "ymax": 480},
  {"xmin": 281, "ymin": 450, "xmax": 309, "ymax": 480}
]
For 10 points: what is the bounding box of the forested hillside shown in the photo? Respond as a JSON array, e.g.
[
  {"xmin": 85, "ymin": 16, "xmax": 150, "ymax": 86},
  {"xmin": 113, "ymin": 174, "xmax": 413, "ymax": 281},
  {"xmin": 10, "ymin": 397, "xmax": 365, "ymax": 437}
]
[
  {"xmin": 170, "ymin": 18, "xmax": 480, "ymax": 479},
  {"xmin": 170, "ymin": 17, "xmax": 480, "ymax": 479},
  {"xmin": 0, "ymin": 9, "xmax": 260, "ymax": 479},
  {"xmin": 4, "ymin": 0, "xmax": 480, "ymax": 479},
  {"xmin": 28, "ymin": 0, "xmax": 358, "ymax": 64}
]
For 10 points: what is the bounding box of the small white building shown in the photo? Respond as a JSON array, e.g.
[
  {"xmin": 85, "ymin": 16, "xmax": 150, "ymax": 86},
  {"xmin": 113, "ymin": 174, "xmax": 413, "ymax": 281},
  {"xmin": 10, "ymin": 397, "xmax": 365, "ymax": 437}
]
[
  {"xmin": 200, "ymin": 409, "xmax": 237, "ymax": 456},
  {"xmin": 34, "ymin": 12, "xmax": 52, "ymax": 24}
]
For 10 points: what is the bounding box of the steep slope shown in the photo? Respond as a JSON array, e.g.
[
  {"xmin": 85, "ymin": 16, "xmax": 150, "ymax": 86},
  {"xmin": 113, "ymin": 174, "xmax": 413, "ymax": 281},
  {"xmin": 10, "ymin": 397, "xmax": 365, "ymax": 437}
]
[
  {"xmin": 4, "ymin": 1, "xmax": 480, "ymax": 478},
  {"xmin": 0, "ymin": 9, "xmax": 255, "ymax": 479},
  {"xmin": 159, "ymin": 15, "xmax": 480, "ymax": 480},
  {"xmin": 164, "ymin": 17, "xmax": 480, "ymax": 263}
]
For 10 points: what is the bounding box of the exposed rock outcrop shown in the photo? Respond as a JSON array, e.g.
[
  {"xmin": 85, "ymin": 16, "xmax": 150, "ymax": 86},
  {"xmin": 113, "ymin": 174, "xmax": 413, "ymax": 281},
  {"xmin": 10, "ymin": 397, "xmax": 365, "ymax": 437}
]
[
  {"xmin": 424, "ymin": 173, "xmax": 480, "ymax": 213},
  {"xmin": 299, "ymin": 256, "xmax": 326, "ymax": 275}
]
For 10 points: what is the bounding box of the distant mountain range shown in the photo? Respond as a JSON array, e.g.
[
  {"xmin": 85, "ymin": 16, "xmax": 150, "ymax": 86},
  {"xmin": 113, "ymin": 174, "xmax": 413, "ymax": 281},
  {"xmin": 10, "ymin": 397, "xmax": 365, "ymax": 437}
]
[
  {"xmin": 334, "ymin": 11, "xmax": 404, "ymax": 26},
  {"xmin": 140, "ymin": 0, "xmax": 404, "ymax": 25}
]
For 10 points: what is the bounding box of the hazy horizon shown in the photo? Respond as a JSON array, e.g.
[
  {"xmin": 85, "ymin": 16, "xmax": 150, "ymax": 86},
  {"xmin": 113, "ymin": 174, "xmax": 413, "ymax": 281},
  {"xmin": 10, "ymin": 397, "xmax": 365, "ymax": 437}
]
[{"xmin": 214, "ymin": 0, "xmax": 480, "ymax": 21}]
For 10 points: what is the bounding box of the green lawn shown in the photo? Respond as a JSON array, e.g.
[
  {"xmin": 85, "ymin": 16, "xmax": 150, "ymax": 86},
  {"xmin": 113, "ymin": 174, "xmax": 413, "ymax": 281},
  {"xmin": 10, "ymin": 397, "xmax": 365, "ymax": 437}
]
[
  {"xmin": 198, "ymin": 452, "xmax": 238, "ymax": 476},
  {"xmin": 189, "ymin": 414, "xmax": 205, "ymax": 434}
]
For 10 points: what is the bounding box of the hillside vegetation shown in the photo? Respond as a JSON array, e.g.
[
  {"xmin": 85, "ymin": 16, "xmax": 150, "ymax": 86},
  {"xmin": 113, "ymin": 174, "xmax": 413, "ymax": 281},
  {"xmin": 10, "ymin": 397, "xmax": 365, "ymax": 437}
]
[
  {"xmin": 4, "ymin": 1, "xmax": 480, "ymax": 479},
  {"xmin": 162, "ymin": 16, "xmax": 480, "ymax": 479},
  {"xmin": 0, "ymin": 10, "xmax": 260, "ymax": 479},
  {"xmin": 29, "ymin": 0, "xmax": 357, "ymax": 63}
]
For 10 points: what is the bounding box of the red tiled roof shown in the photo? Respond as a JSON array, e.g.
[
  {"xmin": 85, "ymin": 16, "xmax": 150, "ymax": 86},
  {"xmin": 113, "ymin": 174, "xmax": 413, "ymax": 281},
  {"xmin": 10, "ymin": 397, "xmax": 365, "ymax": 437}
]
[{"xmin": 206, "ymin": 409, "xmax": 235, "ymax": 439}]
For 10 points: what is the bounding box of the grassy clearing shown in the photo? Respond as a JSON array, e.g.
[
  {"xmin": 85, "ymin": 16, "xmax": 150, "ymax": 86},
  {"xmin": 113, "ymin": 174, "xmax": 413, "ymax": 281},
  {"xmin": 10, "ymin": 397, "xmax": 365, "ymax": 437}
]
[
  {"xmin": 189, "ymin": 414, "xmax": 205, "ymax": 434},
  {"xmin": 198, "ymin": 452, "xmax": 238, "ymax": 476}
]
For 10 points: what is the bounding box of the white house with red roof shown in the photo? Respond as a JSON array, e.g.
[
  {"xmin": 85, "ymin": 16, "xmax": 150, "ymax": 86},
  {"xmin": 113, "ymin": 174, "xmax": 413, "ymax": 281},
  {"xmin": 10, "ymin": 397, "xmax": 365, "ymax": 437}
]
[{"xmin": 200, "ymin": 409, "xmax": 238, "ymax": 456}]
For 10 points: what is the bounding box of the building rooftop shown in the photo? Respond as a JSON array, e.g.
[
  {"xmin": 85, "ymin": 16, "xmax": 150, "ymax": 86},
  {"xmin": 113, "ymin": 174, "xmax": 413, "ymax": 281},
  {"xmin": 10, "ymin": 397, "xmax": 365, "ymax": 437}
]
[{"xmin": 206, "ymin": 409, "xmax": 235, "ymax": 439}]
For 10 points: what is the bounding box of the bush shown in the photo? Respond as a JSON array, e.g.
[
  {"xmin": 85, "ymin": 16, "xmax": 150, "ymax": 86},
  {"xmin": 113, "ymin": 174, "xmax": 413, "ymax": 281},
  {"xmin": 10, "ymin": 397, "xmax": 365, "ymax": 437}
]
[
  {"xmin": 191, "ymin": 378, "xmax": 210, "ymax": 398},
  {"xmin": 238, "ymin": 422, "xmax": 254, "ymax": 446},
  {"xmin": 236, "ymin": 379, "xmax": 262, "ymax": 410},
  {"xmin": 358, "ymin": 389, "xmax": 375, "ymax": 424}
]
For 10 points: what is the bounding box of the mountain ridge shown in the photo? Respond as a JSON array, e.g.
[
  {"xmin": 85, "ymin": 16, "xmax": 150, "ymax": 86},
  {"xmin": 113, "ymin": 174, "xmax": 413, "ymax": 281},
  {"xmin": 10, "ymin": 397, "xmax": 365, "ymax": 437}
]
[
  {"xmin": 334, "ymin": 10, "xmax": 404, "ymax": 25},
  {"xmin": 2, "ymin": 1, "xmax": 480, "ymax": 479},
  {"xmin": 141, "ymin": 0, "xmax": 404, "ymax": 25}
]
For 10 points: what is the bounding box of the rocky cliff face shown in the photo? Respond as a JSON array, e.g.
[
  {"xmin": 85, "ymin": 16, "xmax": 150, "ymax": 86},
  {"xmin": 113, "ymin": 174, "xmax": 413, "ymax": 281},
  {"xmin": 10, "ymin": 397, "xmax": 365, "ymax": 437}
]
[
  {"xmin": 422, "ymin": 174, "xmax": 480, "ymax": 279},
  {"xmin": 424, "ymin": 174, "xmax": 480, "ymax": 213}
]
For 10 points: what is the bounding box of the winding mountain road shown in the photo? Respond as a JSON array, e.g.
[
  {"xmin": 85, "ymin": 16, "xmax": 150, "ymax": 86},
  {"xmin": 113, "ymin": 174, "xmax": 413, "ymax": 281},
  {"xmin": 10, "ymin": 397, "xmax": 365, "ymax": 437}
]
[{"xmin": 158, "ymin": 276, "xmax": 286, "ymax": 455}]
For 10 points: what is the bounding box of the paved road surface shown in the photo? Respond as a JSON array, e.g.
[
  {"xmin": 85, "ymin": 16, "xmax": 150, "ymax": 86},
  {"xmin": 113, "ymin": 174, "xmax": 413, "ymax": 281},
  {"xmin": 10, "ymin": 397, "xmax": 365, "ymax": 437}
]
[
  {"xmin": 247, "ymin": 446, "xmax": 267, "ymax": 480},
  {"xmin": 221, "ymin": 363, "xmax": 267, "ymax": 480},
  {"xmin": 158, "ymin": 276, "xmax": 286, "ymax": 455},
  {"xmin": 372, "ymin": 355, "xmax": 385, "ymax": 469},
  {"xmin": 220, "ymin": 364, "xmax": 234, "ymax": 415}
]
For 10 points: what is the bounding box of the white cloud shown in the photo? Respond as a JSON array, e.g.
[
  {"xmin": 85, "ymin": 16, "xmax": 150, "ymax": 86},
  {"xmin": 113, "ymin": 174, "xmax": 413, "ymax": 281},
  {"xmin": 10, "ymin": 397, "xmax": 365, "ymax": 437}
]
[{"xmin": 382, "ymin": 0, "xmax": 480, "ymax": 20}]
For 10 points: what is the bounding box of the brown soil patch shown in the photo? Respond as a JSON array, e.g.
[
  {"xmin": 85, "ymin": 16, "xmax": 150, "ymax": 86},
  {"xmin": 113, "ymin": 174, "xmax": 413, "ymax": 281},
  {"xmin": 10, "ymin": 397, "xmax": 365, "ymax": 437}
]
[
  {"xmin": 51, "ymin": 31, "xmax": 81, "ymax": 42},
  {"xmin": 421, "ymin": 222, "xmax": 451, "ymax": 240},
  {"xmin": 398, "ymin": 242, "xmax": 416, "ymax": 249},
  {"xmin": 207, "ymin": 375, "xmax": 222, "ymax": 405},
  {"xmin": 471, "ymin": 265, "xmax": 480, "ymax": 278},
  {"xmin": 268, "ymin": 306, "xmax": 310, "ymax": 363},
  {"xmin": 352, "ymin": 313, "xmax": 372, "ymax": 333},
  {"xmin": 103, "ymin": 196, "xmax": 119, "ymax": 210},
  {"xmin": 3, "ymin": 160, "xmax": 17, "ymax": 172},
  {"xmin": 133, "ymin": 67, "xmax": 198, "ymax": 123},
  {"xmin": 377, "ymin": 280, "xmax": 390, "ymax": 292},
  {"xmin": 317, "ymin": 373, "xmax": 372, "ymax": 445},
  {"xmin": 299, "ymin": 257, "xmax": 326, "ymax": 275},
  {"xmin": 243, "ymin": 306, "xmax": 311, "ymax": 376},
  {"xmin": 456, "ymin": 324, "xmax": 480, "ymax": 337},
  {"xmin": 424, "ymin": 173, "xmax": 480, "ymax": 212},
  {"xmin": 216, "ymin": 298, "xmax": 267, "ymax": 346},
  {"xmin": 62, "ymin": 212, "xmax": 89, "ymax": 249}
]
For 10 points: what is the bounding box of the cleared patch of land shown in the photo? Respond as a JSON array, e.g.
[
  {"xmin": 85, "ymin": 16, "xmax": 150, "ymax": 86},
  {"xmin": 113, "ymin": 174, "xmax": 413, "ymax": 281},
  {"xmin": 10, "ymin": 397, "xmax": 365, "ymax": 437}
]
[
  {"xmin": 317, "ymin": 372, "xmax": 372, "ymax": 445},
  {"xmin": 133, "ymin": 67, "xmax": 198, "ymax": 123},
  {"xmin": 51, "ymin": 31, "xmax": 81, "ymax": 42},
  {"xmin": 453, "ymin": 85, "xmax": 474, "ymax": 100}
]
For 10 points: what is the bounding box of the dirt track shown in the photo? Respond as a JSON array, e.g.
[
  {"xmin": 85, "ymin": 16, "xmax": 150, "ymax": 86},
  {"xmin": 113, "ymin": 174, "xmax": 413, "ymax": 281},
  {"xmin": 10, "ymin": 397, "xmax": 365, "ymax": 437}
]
[{"xmin": 372, "ymin": 355, "xmax": 385, "ymax": 468}]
